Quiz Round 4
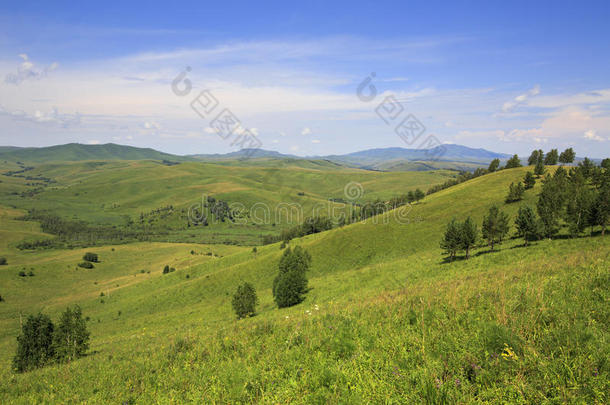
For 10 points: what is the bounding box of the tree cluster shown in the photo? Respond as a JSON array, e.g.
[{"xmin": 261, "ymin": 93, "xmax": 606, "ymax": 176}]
[{"xmin": 13, "ymin": 306, "xmax": 90, "ymax": 373}]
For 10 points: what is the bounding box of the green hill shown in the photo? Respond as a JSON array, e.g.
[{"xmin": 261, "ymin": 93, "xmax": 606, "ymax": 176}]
[
  {"xmin": 0, "ymin": 166, "xmax": 607, "ymax": 403},
  {"xmin": 0, "ymin": 143, "xmax": 193, "ymax": 164}
]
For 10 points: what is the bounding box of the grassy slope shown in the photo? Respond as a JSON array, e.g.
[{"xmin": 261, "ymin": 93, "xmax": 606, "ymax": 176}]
[{"xmin": 0, "ymin": 167, "xmax": 607, "ymax": 403}]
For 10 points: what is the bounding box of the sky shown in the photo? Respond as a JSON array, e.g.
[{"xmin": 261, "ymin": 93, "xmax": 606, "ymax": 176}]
[{"xmin": 0, "ymin": 0, "xmax": 609, "ymax": 158}]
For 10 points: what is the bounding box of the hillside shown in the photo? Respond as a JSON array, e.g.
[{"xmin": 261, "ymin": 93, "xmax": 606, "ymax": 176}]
[
  {"xmin": 0, "ymin": 166, "xmax": 607, "ymax": 402},
  {"xmin": 0, "ymin": 143, "xmax": 193, "ymax": 164}
]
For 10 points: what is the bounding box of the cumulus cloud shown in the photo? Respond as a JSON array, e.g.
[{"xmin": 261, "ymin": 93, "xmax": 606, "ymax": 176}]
[
  {"xmin": 501, "ymin": 84, "xmax": 540, "ymax": 112},
  {"xmin": 301, "ymin": 127, "xmax": 311, "ymax": 136},
  {"xmin": 583, "ymin": 129, "xmax": 605, "ymax": 141},
  {"xmin": 4, "ymin": 54, "xmax": 58, "ymax": 85},
  {"xmin": 0, "ymin": 104, "xmax": 80, "ymax": 127}
]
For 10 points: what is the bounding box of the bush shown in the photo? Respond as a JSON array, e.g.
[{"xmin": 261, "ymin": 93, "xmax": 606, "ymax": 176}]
[
  {"xmin": 273, "ymin": 246, "xmax": 311, "ymax": 308},
  {"xmin": 163, "ymin": 265, "xmax": 170, "ymax": 274},
  {"xmin": 13, "ymin": 313, "xmax": 55, "ymax": 372},
  {"xmin": 83, "ymin": 252, "xmax": 98, "ymax": 262},
  {"xmin": 18, "ymin": 271, "xmax": 27, "ymax": 277},
  {"xmin": 28, "ymin": 271, "xmax": 35, "ymax": 277},
  {"xmin": 53, "ymin": 305, "xmax": 90, "ymax": 362},
  {"xmin": 232, "ymin": 282, "xmax": 258, "ymax": 318},
  {"xmin": 78, "ymin": 261, "xmax": 94, "ymax": 269},
  {"xmin": 0, "ymin": 257, "xmax": 7, "ymax": 265}
]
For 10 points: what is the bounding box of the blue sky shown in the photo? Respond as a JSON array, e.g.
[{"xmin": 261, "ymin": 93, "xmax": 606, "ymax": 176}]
[{"xmin": 1, "ymin": 0, "xmax": 609, "ymax": 157}]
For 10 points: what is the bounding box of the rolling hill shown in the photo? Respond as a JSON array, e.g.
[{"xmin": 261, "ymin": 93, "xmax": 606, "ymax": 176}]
[{"xmin": 0, "ymin": 165, "xmax": 607, "ymax": 402}]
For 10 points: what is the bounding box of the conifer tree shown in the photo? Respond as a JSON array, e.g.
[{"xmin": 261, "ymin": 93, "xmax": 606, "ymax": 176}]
[
  {"xmin": 481, "ymin": 206, "xmax": 509, "ymax": 250},
  {"xmin": 523, "ymin": 171, "xmax": 536, "ymax": 189},
  {"xmin": 488, "ymin": 158, "xmax": 500, "ymax": 172},
  {"xmin": 514, "ymin": 206, "xmax": 539, "ymax": 246}
]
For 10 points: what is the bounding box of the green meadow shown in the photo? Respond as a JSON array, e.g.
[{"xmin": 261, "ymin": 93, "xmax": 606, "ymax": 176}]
[{"xmin": 0, "ymin": 162, "xmax": 608, "ymax": 403}]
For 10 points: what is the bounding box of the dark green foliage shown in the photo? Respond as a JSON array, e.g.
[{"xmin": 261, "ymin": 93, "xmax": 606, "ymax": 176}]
[
  {"xmin": 83, "ymin": 252, "xmax": 99, "ymax": 263},
  {"xmin": 252, "ymin": 247, "xmax": 257, "ymax": 253},
  {"xmin": 426, "ymin": 168, "xmax": 488, "ymax": 195},
  {"xmin": 273, "ymin": 246, "xmax": 310, "ymax": 308},
  {"xmin": 267, "ymin": 216, "xmax": 333, "ymax": 244},
  {"xmin": 515, "ymin": 206, "xmax": 540, "ymax": 245},
  {"xmin": 0, "ymin": 294, "xmax": 4, "ymax": 302},
  {"xmin": 28, "ymin": 271, "xmax": 34, "ymax": 277},
  {"xmin": 440, "ymin": 219, "xmax": 461, "ymax": 260},
  {"xmin": 601, "ymin": 158, "xmax": 610, "ymax": 170},
  {"xmin": 504, "ymin": 154, "xmax": 522, "ymax": 169},
  {"xmin": 407, "ymin": 190, "xmax": 415, "ymax": 202},
  {"xmin": 528, "ymin": 150, "xmax": 541, "ymax": 166},
  {"xmin": 78, "ymin": 261, "xmax": 94, "ymax": 269},
  {"xmin": 537, "ymin": 169, "xmax": 569, "ymax": 238},
  {"xmin": 590, "ymin": 172, "xmax": 610, "ymax": 235},
  {"xmin": 53, "ymin": 305, "xmax": 90, "ymax": 362},
  {"xmin": 12, "ymin": 313, "xmax": 55, "ymax": 373},
  {"xmin": 232, "ymin": 282, "xmax": 258, "ymax": 319},
  {"xmin": 18, "ymin": 271, "xmax": 27, "ymax": 277},
  {"xmin": 0, "ymin": 257, "xmax": 6, "ymax": 265},
  {"xmin": 578, "ymin": 158, "xmax": 595, "ymax": 178},
  {"xmin": 163, "ymin": 265, "xmax": 170, "ymax": 274},
  {"xmin": 481, "ymin": 206, "xmax": 509, "ymax": 250},
  {"xmin": 559, "ymin": 148, "xmax": 575, "ymax": 164},
  {"xmin": 505, "ymin": 182, "xmax": 525, "ymax": 203},
  {"xmin": 488, "ymin": 158, "xmax": 500, "ymax": 172},
  {"xmin": 534, "ymin": 159, "xmax": 545, "ymax": 176},
  {"xmin": 170, "ymin": 267, "xmax": 176, "ymax": 273},
  {"xmin": 279, "ymin": 241, "xmax": 287, "ymax": 249},
  {"xmin": 460, "ymin": 217, "xmax": 478, "ymax": 259},
  {"xmin": 544, "ymin": 149, "xmax": 558, "ymax": 165},
  {"xmin": 414, "ymin": 188, "xmax": 425, "ymax": 202},
  {"xmin": 523, "ymin": 171, "xmax": 536, "ymax": 189}
]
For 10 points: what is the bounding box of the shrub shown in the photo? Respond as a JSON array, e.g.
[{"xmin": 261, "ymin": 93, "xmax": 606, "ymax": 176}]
[
  {"xmin": 53, "ymin": 305, "xmax": 90, "ymax": 362},
  {"xmin": 170, "ymin": 267, "xmax": 176, "ymax": 273},
  {"xmin": 252, "ymin": 247, "xmax": 257, "ymax": 253},
  {"xmin": 13, "ymin": 313, "xmax": 55, "ymax": 372},
  {"xmin": 0, "ymin": 295, "xmax": 4, "ymax": 302},
  {"xmin": 163, "ymin": 265, "xmax": 170, "ymax": 274},
  {"xmin": 232, "ymin": 282, "xmax": 258, "ymax": 319},
  {"xmin": 273, "ymin": 246, "xmax": 311, "ymax": 308},
  {"xmin": 0, "ymin": 257, "xmax": 7, "ymax": 265},
  {"xmin": 83, "ymin": 252, "xmax": 99, "ymax": 263},
  {"xmin": 18, "ymin": 271, "xmax": 27, "ymax": 277},
  {"xmin": 78, "ymin": 261, "xmax": 94, "ymax": 269},
  {"xmin": 28, "ymin": 271, "xmax": 35, "ymax": 277}
]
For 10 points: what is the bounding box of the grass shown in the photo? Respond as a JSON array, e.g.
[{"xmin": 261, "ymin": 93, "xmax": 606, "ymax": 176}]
[{"xmin": 0, "ymin": 165, "xmax": 607, "ymax": 403}]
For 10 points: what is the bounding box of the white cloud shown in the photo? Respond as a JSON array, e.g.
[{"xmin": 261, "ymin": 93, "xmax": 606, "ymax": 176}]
[
  {"xmin": 583, "ymin": 129, "xmax": 605, "ymax": 142},
  {"xmin": 87, "ymin": 140, "xmax": 101, "ymax": 145},
  {"xmin": 301, "ymin": 127, "xmax": 312, "ymax": 136},
  {"xmin": 311, "ymin": 139, "xmax": 321, "ymax": 144},
  {"xmin": 142, "ymin": 121, "xmax": 161, "ymax": 130},
  {"xmin": 4, "ymin": 54, "xmax": 59, "ymax": 85},
  {"xmin": 501, "ymin": 84, "xmax": 540, "ymax": 112}
]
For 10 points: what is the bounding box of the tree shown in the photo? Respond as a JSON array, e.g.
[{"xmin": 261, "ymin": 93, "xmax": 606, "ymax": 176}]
[
  {"xmin": 82, "ymin": 252, "xmax": 98, "ymax": 263},
  {"xmin": 534, "ymin": 158, "xmax": 545, "ymax": 177},
  {"xmin": 514, "ymin": 206, "xmax": 540, "ymax": 246},
  {"xmin": 505, "ymin": 182, "xmax": 525, "ymax": 203},
  {"xmin": 414, "ymin": 189, "xmax": 425, "ymax": 202},
  {"xmin": 53, "ymin": 305, "xmax": 90, "ymax": 363},
  {"xmin": 591, "ymin": 175, "xmax": 610, "ymax": 235},
  {"xmin": 0, "ymin": 257, "xmax": 6, "ymax": 265},
  {"xmin": 558, "ymin": 148, "xmax": 576, "ymax": 164},
  {"xmin": 523, "ymin": 171, "xmax": 536, "ymax": 189},
  {"xmin": 527, "ymin": 150, "xmax": 540, "ymax": 166},
  {"xmin": 565, "ymin": 182, "xmax": 595, "ymax": 236},
  {"xmin": 505, "ymin": 154, "xmax": 522, "ymax": 169},
  {"xmin": 440, "ymin": 219, "xmax": 461, "ymax": 261},
  {"xmin": 407, "ymin": 190, "xmax": 415, "ymax": 203},
  {"xmin": 163, "ymin": 265, "xmax": 170, "ymax": 274},
  {"xmin": 232, "ymin": 282, "xmax": 258, "ymax": 319},
  {"xmin": 537, "ymin": 171, "xmax": 568, "ymax": 238},
  {"xmin": 272, "ymin": 246, "xmax": 310, "ymax": 308},
  {"xmin": 481, "ymin": 206, "xmax": 509, "ymax": 251},
  {"xmin": 488, "ymin": 158, "xmax": 500, "ymax": 172},
  {"xmin": 578, "ymin": 157, "xmax": 595, "ymax": 178},
  {"xmin": 13, "ymin": 313, "xmax": 55, "ymax": 372},
  {"xmin": 460, "ymin": 217, "xmax": 478, "ymax": 259},
  {"xmin": 544, "ymin": 149, "xmax": 558, "ymax": 165},
  {"xmin": 601, "ymin": 158, "xmax": 610, "ymax": 170}
]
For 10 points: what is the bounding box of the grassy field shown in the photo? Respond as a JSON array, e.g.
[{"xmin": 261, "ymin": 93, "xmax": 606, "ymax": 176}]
[{"xmin": 0, "ymin": 164, "xmax": 607, "ymax": 403}]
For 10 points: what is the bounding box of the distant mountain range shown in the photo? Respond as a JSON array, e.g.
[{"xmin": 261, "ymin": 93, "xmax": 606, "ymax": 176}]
[{"xmin": 0, "ymin": 142, "xmax": 519, "ymax": 172}]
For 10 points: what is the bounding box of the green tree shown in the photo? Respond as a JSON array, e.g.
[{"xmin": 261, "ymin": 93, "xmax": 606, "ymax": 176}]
[
  {"xmin": 163, "ymin": 265, "xmax": 170, "ymax": 274},
  {"xmin": 414, "ymin": 189, "xmax": 425, "ymax": 202},
  {"xmin": 0, "ymin": 257, "xmax": 6, "ymax": 265},
  {"xmin": 53, "ymin": 305, "xmax": 90, "ymax": 363},
  {"xmin": 488, "ymin": 158, "xmax": 500, "ymax": 172},
  {"xmin": 232, "ymin": 282, "xmax": 258, "ymax": 319},
  {"xmin": 82, "ymin": 252, "xmax": 98, "ymax": 263},
  {"xmin": 272, "ymin": 246, "xmax": 310, "ymax": 308},
  {"xmin": 590, "ymin": 175, "xmax": 610, "ymax": 235},
  {"xmin": 534, "ymin": 158, "xmax": 545, "ymax": 177},
  {"xmin": 537, "ymin": 170, "xmax": 568, "ymax": 238},
  {"xmin": 13, "ymin": 313, "xmax": 55, "ymax": 372},
  {"xmin": 481, "ymin": 206, "xmax": 509, "ymax": 251},
  {"xmin": 578, "ymin": 157, "xmax": 595, "ymax": 178},
  {"xmin": 460, "ymin": 217, "xmax": 478, "ymax": 259},
  {"xmin": 544, "ymin": 149, "xmax": 559, "ymax": 165},
  {"xmin": 407, "ymin": 190, "xmax": 415, "ymax": 203},
  {"xmin": 505, "ymin": 182, "xmax": 525, "ymax": 203},
  {"xmin": 505, "ymin": 154, "xmax": 522, "ymax": 169},
  {"xmin": 527, "ymin": 150, "xmax": 540, "ymax": 166},
  {"xmin": 440, "ymin": 219, "xmax": 461, "ymax": 261},
  {"xmin": 558, "ymin": 148, "xmax": 576, "ymax": 164},
  {"xmin": 601, "ymin": 158, "xmax": 610, "ymax": 170},
  {"xmin": 514, "ymin": 206, "xmax": 540, "ymax": 246},
  {"xmin": 523, "ymin": 171, "xmax": 536, "ymax": 189}
]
